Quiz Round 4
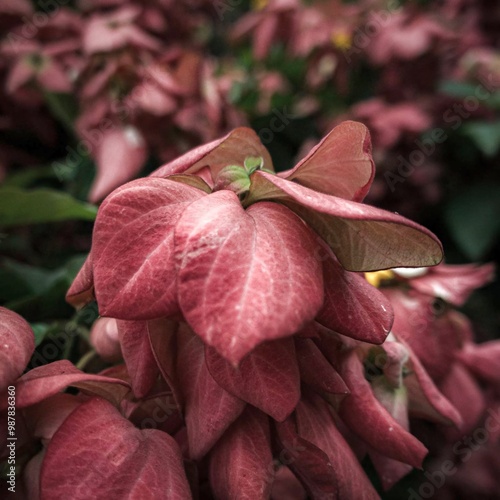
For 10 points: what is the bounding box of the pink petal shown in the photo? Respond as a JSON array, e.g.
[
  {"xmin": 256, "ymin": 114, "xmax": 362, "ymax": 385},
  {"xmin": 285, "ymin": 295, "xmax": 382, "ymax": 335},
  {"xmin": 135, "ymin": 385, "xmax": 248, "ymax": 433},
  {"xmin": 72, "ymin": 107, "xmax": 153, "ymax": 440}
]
[
  {"xmin": 147, "ymin": 319, "xmax": 183, "ymax": 409},
  {"xmin": 1, "ymin": 360, "xmax": 130, "ymax": 410},
  {"xmin": 439, "ymin": 363, "xmax": 486, "ymax": 438},
  {"xmin": 337, "ymin": 351, "xmax": 428, "ymax": 468},
  {"xmin": 369, "ymin": 452, "xmax": 412, "ymax": 491},
  {"xmin": 209, "ymin": 406, "xmax": 273, "ymax": 499},
  {"xmin": 92, "ymin": 177, "xmax": 205, "ymax": 319},
  {"xmin": 116, "ymin": 320, "xmax": 160, "ymax": 398},
  {"xmin": 40, "ymin": 398, "xmax": 191, "ymax": 498},
  {"xmin": 276, "ymin": 394, "xmax": 380, "ymax": 499},
  {"xmin": 37, "ymin": 61, "xmax": 72, "ymax": 93},
  {"xmin": 89, "ymin": 127, "xmax": 148, "ymax": 202},
  {"xmin": 175, "ymin": 192, "xmax": 324, "ymax": 364},
  {"xmin": 66, "ymin": 253, "xmax": 94, "ymax": 308},
  {"xmin": 457, "ymin": 340, "xmax": 500, "ymax": 385},
  {"xmin": 410, "ymin": 263, "xmax": 495, "ymax": 306},
  {"xmin": 0, "ymin": 307, "xmax": 35, "ymax": 391},
  {"xmin": 271, "ymin": 467, "xmax": 307, "ymax": 500},
  {"xmin": 176, "ymin": 325, "xmax": 245, "ymax": 460},
  {"xmin": 90, "ymin": 317, "xmax": 122, "ymax": 363},
  {"xmin": 316, "ymin": 250, "xmax": 393, "ymax": 343},
  {"xmin": 282, "ymin": 121, "xmax": 374, "ymax": 202},
  {"xmin": 401, "ymin": 339, "xmax": 462, "ymax": 427},
  {"xmin": 205, "ymin": 338, "xmax": 300, "ymax": 421},
  {"xmin": 295, "ymin": 337, "xmax": 349, "ymax": 396},
  {"xmin": 5, "ymin": 60, "xmax": 34, "ymax": 94},
  {"xmin": 151, "ymin": 127, "xmax": 274, "ymax": 179},
  {"xmin": 248, "ymin": 170, "xmax": 443, "ymax": 271}
]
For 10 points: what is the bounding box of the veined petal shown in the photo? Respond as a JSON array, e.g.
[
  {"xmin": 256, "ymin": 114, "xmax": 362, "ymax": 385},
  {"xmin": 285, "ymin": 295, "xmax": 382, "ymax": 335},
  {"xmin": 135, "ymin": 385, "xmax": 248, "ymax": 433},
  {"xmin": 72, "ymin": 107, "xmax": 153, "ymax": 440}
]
[
  {"xmin": 316, "ymin": 251, "xmax": 393, "ymax": 343},
  {"xmin": 0, "ymin": 307, "xmax": 35, "ymax": 392},
  {"xmin": 151, "ymin": 127, "xmax": 274, "ymax": 180},
  {"xmin": 175, "ymin": 191, "xmax": 324, "ymax": 365},
  {"xmin": 92, "ymin": 177, "xmax": 205, "ymax": 320},
  {"xmin": 176, "ymin": 325, "xmax": 245, "ymax": 460},
  {"xmin": 337, "ymin": 351, "xmax": 428, "ymax": 468},
  {"xmin": 209, "ymin": 406, "xmax": 273, "ymax": 500},
  {"xmin": 248, "ymin": 171, "xmax": 443, "ymax": 271},
  {"xmin": 205, "ymin": 338, "xmax": 300, "ymax": 421},
  {"xmin": 40, "ymin": 398, "xmax": 191, "ymax": 499},
  {"xmin": 282, "ymin": 121, "xmax": 374, "ymax": 202}
]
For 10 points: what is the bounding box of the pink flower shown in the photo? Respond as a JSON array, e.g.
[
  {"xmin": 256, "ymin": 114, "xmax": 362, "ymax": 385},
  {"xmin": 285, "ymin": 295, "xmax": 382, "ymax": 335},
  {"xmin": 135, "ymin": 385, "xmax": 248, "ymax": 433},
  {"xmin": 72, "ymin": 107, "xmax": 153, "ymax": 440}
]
[{"xmin": 68, "ymin": 121, "xmax": 443, "ymax": 365}]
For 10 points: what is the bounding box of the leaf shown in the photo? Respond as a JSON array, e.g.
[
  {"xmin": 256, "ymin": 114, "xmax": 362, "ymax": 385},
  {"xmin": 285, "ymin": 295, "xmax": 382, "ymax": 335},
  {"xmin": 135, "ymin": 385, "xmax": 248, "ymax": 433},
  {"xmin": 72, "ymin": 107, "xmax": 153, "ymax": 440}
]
[
  {"xmin": 116, "ymin": 320, "xmax": 159, "ymax": 399},
  {"xmin": 1, "ymin": 359, "xmax": 131, "ymax": 410},
  {"xmin": 175, "ymin": 191, "xmax": 324, "ymax": 364},
  {"xmin": 205, "ymin": 338, "xmax": 300, "ymax": 421},
  {"xmin": 282, "ymin": 121, "xmax": 374, "ymax": 202},
  {"xmin": 0, "ymin": 187, "xmax": 97, "ymax": 226},
  {"xmin": 444, "ymin": 183, "xmax": 500, "ymax": 260},
  {"xmin": 462, "ymin": 121, "xmax": 500, "ymax": 157},
  {"xmin": 40, "ymin": 398, "xmax": 191, "ymax": 499},
  {"xmin": 151, "ymin": 126, "xmax": 274, "ymax": 180},
  {"xmin": 209, "ymin": 406, "xmax": 274, "ymax": 500},
  {"xmin": 336, "ymin": 351, "xmax": 428, "ymax": 468},
  {"xmin": 0, "ymin": 307, "xmax": 35, "ymax": 391},
  {"xmin": 295, "ymin": 338, "xmax": 349, "ymax": 396},
  {"xmin": 295, "ymin": 394, "xmax": 381, "ymax": 500},
  {"xmin": 316, "ymin": 250, "xmax": 394, "ymax": 343},
  {"xmin": 176, "ymin": 325, "xmax": 245, "ymax": 460},
  {"xmin": 89, "ymin": 127, "xmax": 148, "ymax": 203},
  {"xmin": 247, "ymin": 171, "xmax": 443, "ymax": 271},
  {"xmin": 92, "ymin": 177, "xmax": 205, "ymax": 319}
]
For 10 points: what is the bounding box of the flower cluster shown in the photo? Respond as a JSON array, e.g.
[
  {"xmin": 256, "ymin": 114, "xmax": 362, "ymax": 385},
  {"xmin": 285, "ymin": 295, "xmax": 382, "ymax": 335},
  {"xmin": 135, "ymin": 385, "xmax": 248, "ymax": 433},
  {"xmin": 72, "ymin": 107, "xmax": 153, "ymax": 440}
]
[{"xmin": 2, "ymin": 124, "xmax": 495, "ymax": 499}]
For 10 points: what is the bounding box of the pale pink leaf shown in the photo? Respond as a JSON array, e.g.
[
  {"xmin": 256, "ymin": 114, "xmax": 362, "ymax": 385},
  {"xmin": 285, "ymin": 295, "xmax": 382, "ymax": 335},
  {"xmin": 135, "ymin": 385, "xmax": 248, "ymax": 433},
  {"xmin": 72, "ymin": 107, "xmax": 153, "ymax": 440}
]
[
  {"xmin": 1, "ymin": 360, "xmax": 130, "ymax": 410},
  {"xmin": 175, "ymin": 191, "xmax": 324, "ymax": 364},
  {"xmin": 283, "ymin": 121, "xmax": 374, "ymax": 202},
  {"xmin": 209, "ymin": 406, "xmax": 273, "ymax": 499},
  {"xmin": 89, "ymin": 127, "xmax": 148, "ymax": 202},
  {"xmin": 205, "ymin": 338, "xmax": 300, "ymax": 421},
  {"xmin": 0, "ymin": 307, "xmax": 35, "ymax": 392},
  {"xmin": 117, "ymin": 320, "xmax": 160, "ymax": 398},
  {"xmin": 176, "ymin": 325, "xmax": 245, "ymax": 460},
  {"xmin": 151, "ymin": 127, "xmax": 274, "ymax": 180},
  {"xmin": 316, "ymin": 251, "xmax": 393, "ymax": 343},
  {"xmin": 248, "ymin": 170, "xmax": 443, "ymax": 271},
  {"xmin": 66, "ymin": 252, "xmax": 94, "ymax": 308},
  {"xmin": 40, "ymin": 398, "xmax": 191, "ymax": 499},
  {"xmin": 92, "ymin": 177, "xmax": 205, "ymax": 319},
  {"xmin": 337, "ymin": 351, "xmax": 428, "ymax": 468}
]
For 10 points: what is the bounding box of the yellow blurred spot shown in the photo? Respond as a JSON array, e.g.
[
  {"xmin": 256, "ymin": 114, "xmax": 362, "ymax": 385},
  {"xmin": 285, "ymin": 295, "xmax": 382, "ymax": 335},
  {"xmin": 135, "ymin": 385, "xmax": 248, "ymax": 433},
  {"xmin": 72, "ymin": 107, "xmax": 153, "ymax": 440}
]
[
  {"xmin": 365, "ymin": 270, "xmax": 396, "ymax": 288},
  {"xmin": 252, "ymin": 0, "xmax": 269, "ymax": 10},
  {"xmin": 331, "ymin": 31, "xmax": 352, "ymax": 50}
]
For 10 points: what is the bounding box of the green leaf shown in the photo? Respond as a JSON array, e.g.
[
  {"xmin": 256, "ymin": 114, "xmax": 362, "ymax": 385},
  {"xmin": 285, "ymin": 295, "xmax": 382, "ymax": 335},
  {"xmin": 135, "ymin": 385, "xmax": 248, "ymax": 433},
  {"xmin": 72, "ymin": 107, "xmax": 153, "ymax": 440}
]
[
  {"xmin": 444, "ymin": 183, "xmax": 500, "ymax": 260},
  {"xmin": 462, "ymin": 121, "xmax": 500, "ymax": 157},
  {"xmin": 0, "ymin": 187, "xmax": 97, "ymax": 227},
  {"xmin": 31, "ymin": 323, "xmax": 52, "ymax": 346}
]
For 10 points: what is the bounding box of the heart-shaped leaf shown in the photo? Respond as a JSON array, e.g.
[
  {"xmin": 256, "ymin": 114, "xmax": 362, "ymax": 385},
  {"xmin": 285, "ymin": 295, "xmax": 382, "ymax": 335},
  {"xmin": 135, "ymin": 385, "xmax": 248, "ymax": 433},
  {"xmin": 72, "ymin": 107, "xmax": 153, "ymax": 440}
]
[
  {"xmin": 40, "ymin": 397, "xmax": 191, "ymax": 499},
  {"xmin": 282, "ymin": 121, "xmax": 374, "ymax": 202},
  {"xmin": 205, "ymin": 338, "xmax": 300, "ymax": 421},
  {"xmin": 248, "ymin": 171, "xmax": 443, "ymax": 271},
  {"xmin": 92, "ymin": 177, "xmax": 205, "ymax": 319},
  {"xmin": 175, "ymin": 191, "xmax": 324, "ymax": 364}
]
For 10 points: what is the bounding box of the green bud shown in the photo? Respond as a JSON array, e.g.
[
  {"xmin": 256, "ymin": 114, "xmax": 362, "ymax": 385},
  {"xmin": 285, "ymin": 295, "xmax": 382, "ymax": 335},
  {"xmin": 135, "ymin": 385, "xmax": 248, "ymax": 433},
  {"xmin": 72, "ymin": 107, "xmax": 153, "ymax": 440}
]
[
  {"xmin": 213, "ymin": 165, "xmax": 251, "ymax": 195},
  {"xmin": 244, "ymin": 156, "xmax": 264, "ymax": 174}
]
